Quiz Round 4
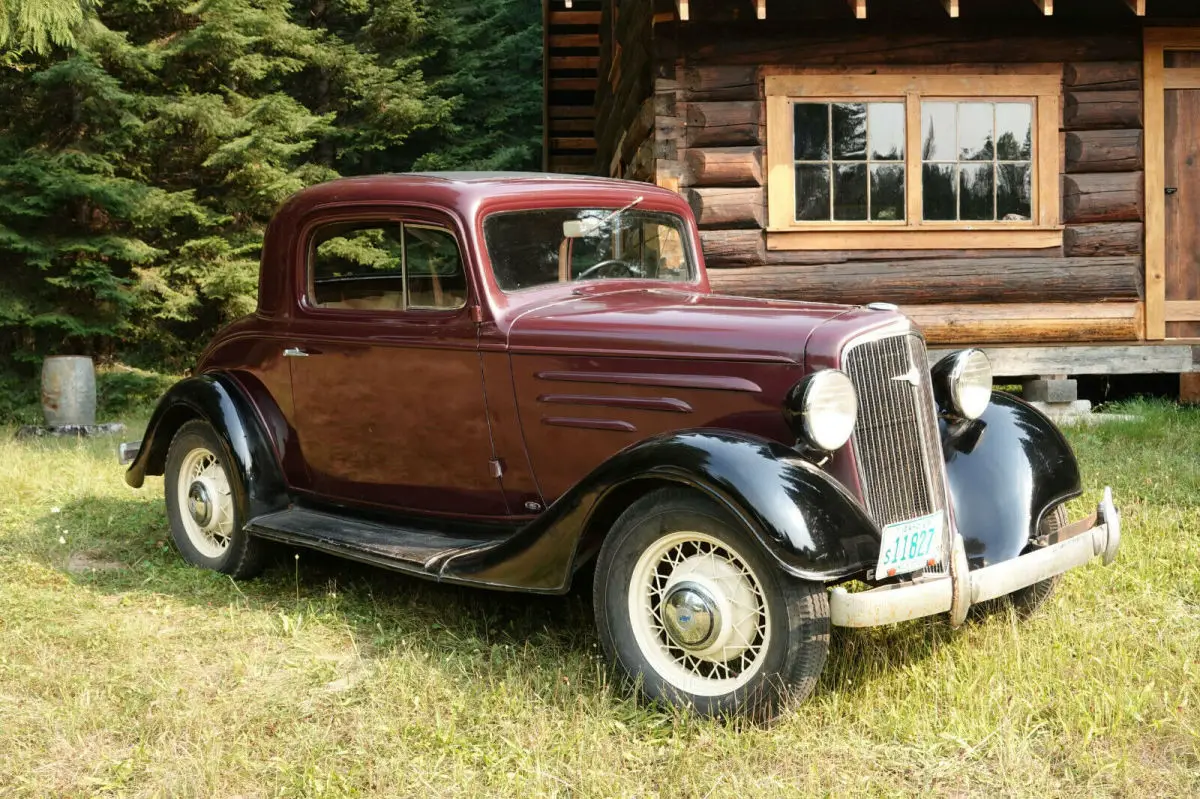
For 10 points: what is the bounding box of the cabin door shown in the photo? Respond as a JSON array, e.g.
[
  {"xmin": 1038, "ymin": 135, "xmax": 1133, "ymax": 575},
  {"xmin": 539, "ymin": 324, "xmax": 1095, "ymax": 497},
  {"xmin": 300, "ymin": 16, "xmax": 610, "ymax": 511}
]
[
  {"xmin": 1165, "ymin": 51, "xmax": 1200, "ymax": 338},
  {"xmin": 1147, "ymin": 30, "xmax": 1200, "ymax": 339}
]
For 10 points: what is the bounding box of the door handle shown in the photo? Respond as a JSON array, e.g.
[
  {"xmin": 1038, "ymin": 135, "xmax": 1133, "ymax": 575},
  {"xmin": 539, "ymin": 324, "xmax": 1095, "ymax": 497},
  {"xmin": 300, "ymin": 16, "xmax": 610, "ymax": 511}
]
[
  {"xmin": 283, "ymin": 347, "xmax": 310, "ymax": 358},
  {"xmin": 1166, "ymin": 187, "xmax": 1179, "ymax": 195}
]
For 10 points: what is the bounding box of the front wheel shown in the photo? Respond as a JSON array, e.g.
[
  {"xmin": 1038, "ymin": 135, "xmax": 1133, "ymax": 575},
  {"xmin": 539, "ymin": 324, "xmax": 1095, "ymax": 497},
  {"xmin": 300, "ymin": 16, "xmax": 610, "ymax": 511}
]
[
  {"xmin": 164, "ymin": 419, "xmax": 267, "ymax": 579},
  {"xmin": 593, "ymin": 488, "xmax": 829, "ymax": 720},
  {"xmin": 971, "ymin": 504, "xmax": 1066, "ymax": 621}
]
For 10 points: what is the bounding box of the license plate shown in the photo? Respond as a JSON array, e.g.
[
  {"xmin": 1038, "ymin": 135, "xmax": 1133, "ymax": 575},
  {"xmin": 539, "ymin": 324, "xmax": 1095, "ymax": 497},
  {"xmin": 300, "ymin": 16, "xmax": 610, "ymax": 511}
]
[{"xmin": 876, "ymin": 511, "xmax": 945, "ymax": 578}]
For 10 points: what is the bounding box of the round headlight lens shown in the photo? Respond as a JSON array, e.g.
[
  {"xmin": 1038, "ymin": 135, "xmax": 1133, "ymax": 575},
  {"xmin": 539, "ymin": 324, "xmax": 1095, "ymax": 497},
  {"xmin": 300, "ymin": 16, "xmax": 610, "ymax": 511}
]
[
  {"xmin": 785, "ymin": 370, "xmax": 858, "ymax": 452},
  {"xmin": 950, "ymin": 349, "xmax": 993, "ymax": 420}
]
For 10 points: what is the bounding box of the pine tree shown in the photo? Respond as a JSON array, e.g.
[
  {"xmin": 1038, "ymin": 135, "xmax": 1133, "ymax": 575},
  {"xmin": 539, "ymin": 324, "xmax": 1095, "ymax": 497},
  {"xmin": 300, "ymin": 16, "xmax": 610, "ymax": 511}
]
[
  {"xmin": 0, "ymin": 16, "xmax": 163, "ymax": 362},
  {"xmin": 413, "ymin": 0, "xmax": 542, "ymax": 172},
  {"xmin": 0, "ymin": 0, "xmax": 86, "ymax": 55},
  {"xmin": 0, "ymin": 0, "xmax": 546, "ymax": 372}
]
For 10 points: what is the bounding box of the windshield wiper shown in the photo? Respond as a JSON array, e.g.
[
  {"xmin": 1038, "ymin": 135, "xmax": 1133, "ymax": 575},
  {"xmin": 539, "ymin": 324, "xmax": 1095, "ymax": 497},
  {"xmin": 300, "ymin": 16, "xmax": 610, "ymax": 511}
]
[{"xmin": 595, "ymin": 195, "xmax": 644, "ymax": 228}]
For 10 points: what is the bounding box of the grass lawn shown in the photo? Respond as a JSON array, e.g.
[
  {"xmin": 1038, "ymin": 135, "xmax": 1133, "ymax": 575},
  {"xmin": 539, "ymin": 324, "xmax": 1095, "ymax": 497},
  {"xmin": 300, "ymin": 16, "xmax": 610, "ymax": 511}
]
[{"xmin": 1, "ymin": 401, "xmax": 1198, "ymax": 797}]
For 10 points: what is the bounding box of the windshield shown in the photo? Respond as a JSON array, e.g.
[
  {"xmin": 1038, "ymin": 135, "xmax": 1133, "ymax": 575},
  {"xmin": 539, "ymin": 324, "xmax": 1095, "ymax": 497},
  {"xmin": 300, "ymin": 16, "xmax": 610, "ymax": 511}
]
[{"xmin": 484, "ymin": 208, "xmax": 694, "ymax": 292}]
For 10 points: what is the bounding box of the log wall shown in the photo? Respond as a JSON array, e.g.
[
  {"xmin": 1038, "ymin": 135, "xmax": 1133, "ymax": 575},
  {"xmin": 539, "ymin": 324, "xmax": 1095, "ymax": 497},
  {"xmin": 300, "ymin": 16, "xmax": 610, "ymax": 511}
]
[
  {"xmin": 641, "ymin": 19, "xmax": 1150, "ymax": 345},
  {"xmin": 594, "ymin": 0, "xmax": 657, "ymax": 179}
]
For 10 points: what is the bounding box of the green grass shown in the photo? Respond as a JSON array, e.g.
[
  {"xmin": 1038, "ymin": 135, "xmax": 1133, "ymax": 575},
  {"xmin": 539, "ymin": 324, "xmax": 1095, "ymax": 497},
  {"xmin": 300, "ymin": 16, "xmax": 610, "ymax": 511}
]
[{"xmin": 1, "ymin": 402, "xmax": 1198, "ymax": 797}]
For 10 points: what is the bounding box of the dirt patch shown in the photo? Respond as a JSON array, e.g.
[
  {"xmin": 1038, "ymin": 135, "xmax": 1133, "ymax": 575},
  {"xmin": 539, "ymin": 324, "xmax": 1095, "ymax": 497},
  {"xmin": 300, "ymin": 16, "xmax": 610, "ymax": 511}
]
[{"xmin": 65, "ymin": 552, "xmax": 127, "ymax": 574}]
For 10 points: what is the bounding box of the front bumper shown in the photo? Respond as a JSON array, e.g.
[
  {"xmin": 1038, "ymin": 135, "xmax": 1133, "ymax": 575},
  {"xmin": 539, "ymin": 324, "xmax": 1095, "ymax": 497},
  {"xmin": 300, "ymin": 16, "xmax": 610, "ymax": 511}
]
[{"xmin": 830, "ymin": 487, "xmax": 1121, "ymax": 628}]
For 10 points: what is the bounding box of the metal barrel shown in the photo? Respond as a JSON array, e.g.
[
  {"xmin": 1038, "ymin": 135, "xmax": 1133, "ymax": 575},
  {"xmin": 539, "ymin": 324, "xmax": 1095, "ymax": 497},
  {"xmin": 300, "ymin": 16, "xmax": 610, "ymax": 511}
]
[{"xmin": 41, "ymin": 356, "xmax": 97, "ymax": 427}]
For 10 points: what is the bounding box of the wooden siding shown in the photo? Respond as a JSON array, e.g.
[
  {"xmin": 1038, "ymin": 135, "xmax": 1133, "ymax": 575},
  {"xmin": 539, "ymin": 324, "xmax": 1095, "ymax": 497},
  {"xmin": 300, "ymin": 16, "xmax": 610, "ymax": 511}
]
[
  {"xmin": 648, "ymin": 19, "xmax": 1151, "ymax": 344},
  {"xmin": 593, "ymin": 0, "xmax": 661, "ymax": 179}
]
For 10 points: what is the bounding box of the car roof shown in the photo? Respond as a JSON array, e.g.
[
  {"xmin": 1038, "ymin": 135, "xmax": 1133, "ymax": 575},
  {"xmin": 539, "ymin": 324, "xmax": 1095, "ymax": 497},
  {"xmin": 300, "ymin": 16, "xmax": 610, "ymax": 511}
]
[
  {"xmin": 272, "ymin": 172, "xmax": 686, "ymax": 219},
  {"xmin": 409, "ymin": 171, "xmax": 636, "ymax": 186}
]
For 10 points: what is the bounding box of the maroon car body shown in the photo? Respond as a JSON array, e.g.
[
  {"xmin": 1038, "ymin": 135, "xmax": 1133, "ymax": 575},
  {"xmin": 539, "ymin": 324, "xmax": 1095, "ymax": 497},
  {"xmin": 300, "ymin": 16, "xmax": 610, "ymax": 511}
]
[
  {"xmin": 198, "ymin": 174, "xmax": 882, "ymax": 516},
  {"xmin": 124, "ymin": 173, "xmax": 1120, "ymax": 717}
]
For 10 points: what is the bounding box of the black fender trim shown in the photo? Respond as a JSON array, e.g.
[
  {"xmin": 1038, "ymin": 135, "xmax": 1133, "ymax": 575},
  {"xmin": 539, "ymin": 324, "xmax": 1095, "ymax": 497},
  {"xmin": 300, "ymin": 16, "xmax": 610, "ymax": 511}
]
[
  {"xmin": 942, "ymin": 391, "xmax": 1082, "ymax": 568},
  {"xmin": 124, "ymin": 373, "xmax": 289, "ymax": 520},
  {"xmin": 442, "ymin": 429, "xmax": 882, "ymax": 592}
]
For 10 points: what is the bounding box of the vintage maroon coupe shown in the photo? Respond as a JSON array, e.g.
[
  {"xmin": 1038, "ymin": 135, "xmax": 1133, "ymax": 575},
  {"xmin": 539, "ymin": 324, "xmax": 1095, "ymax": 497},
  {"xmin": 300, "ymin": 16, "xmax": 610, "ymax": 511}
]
[{"xmin": 123, "ymin": 173, "xmax": 1121, "ymax": 718}]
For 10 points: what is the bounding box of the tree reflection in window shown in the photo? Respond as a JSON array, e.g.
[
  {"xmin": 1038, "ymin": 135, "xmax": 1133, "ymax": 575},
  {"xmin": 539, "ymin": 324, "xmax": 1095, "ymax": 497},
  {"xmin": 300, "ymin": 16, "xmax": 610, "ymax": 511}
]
[
  {"xmin": 792, "ymin": 101, "xmax": 905, "ymax": 223},
  {"xmin": 921, "ymin": 101, "xmax": 1033, "ymax": 222}
]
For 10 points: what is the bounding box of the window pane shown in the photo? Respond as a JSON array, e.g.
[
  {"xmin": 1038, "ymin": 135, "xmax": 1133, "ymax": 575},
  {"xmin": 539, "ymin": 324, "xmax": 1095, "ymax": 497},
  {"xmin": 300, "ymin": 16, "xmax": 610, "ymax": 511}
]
[
  {"xmin": 996, "ymin": 103, "xmax": 1032, "ymax": 160},
  {"xmin": 868, "ymin": 103, "xmax": 905, "ymax": 160},
  {"xmin": 794, "ymin": 103, "xmax": 829, "ymax": 160},
  {"xmin": 1165, "ymin": 50, "xmax": 1200, "ymax": 68},
  {"xmin": 795, "ymin": 164, "xmax": 831, "ymax": 221},
  {"xmin": 921, "ymin": 102, "xmax": 957, "ymax": 161},
  {"xmin": 870, "ymin": 164, "xmax": 905, "ymax": 221},
  {"xmin": 834, "ymin": 163, "xmax": 868, "ymax": 220},
  {"xmin": 311, "ymin": 224, "xmax": 405, "ymax": 310},
  {"xmin": 923, "ymin": 164, "xmax": 957, "ymax": 221},
  {"xmin": 832, "ymin": 103, "xmax": 867, "ymax": 160},
  {"xmin": 406, "ymin": 226, "xmax": 467, "ymax": 309},
  {"xmin": 958, "ymin": 103, "xmax": 995, "ymax": 162},
  {"xmin": 960, "ymin": 163, "xmax": 995, "ymax": 220},
  {"xmin": 997, "ymin": 163, "xmax": 1032, "ymax": 221}
]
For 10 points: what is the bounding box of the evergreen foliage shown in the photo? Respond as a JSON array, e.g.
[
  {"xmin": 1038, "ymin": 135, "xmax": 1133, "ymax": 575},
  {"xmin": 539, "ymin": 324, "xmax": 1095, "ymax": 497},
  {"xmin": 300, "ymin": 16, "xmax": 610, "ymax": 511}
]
[{"xmin": 0, "ymin": 0, "xmax": 543, "ymax": 370}]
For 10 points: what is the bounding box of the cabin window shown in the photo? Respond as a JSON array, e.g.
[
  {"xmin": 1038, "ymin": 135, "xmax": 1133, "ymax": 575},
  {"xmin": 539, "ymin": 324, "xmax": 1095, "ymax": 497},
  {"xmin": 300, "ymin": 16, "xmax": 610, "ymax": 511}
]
[
  {"xmin": 792, "ymin": 102, "xmax": 907, "ymax": 222},
  {"xmin": 765, "ymin": 74, "xmax": 1062, "ymax": 250},
  {"xmin": 920, "ymin": 101, "xmax": 1034, "ymax": 223}
]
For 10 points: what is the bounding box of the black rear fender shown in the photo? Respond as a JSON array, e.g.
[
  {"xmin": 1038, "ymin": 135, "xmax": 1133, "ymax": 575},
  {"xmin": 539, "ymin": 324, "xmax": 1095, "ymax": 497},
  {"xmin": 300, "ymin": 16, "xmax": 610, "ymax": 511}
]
[{"xmin": 125, "ymin": 373, "xmax": 289, "ymax": 519}]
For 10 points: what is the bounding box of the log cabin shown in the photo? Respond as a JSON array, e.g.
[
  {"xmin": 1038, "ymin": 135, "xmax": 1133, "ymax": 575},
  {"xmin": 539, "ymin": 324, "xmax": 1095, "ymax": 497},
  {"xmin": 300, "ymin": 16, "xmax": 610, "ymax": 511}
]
[{"xmin": 541, "ymin": 0, "xmax": 1200, "ymax": 399}]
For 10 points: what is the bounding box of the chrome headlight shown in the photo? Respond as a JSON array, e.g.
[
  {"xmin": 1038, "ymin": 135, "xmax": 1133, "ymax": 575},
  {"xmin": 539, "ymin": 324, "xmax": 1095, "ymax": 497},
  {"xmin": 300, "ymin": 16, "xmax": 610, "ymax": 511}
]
[
  {"xmin": 784, "ymin": 369, "xmax": 858, "ymax": 452},
  {"xmin": 933, "ymin": 349, "xmax": 992, "ymax": 420}
]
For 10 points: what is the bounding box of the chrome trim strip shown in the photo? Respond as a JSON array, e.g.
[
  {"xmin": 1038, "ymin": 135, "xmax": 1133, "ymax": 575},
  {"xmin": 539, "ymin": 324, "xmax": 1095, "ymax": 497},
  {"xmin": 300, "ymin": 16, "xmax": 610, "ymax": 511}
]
[
  {"xmin": 537, "ymin": 394, "xmax": 694, "ymax": 413},
  {"xmin": 541, "ymin": 416, "xmax": 637, "ymax": 432},
  {"xmin": 536, "ymin": 371, "xmax": 761, "ymax": 393}
]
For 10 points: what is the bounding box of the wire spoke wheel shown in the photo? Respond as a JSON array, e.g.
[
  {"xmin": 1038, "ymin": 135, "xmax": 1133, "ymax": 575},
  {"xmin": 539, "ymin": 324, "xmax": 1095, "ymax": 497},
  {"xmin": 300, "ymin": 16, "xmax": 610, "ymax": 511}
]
[
  {"xmin": 628, "ymin": 531, "xmax": 771, "ymax": 697},
  {"xmin": 175, "ymin": 445, "xmax": 235, "ymax": 559}
]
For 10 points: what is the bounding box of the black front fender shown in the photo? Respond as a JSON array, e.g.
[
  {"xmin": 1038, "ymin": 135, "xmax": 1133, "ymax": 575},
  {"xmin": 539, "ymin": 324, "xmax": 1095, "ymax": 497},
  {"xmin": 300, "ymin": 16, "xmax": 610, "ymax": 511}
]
[
  {"xmin": 444, "ymin": 430, "xmax": 882, "ymax": 591},
  {"xmin": 125, "ymin": 373, "xmax": 288, "ymax": 519},
  {"xmin": 943, "ymin": 391, "xmax": 1082, "ymax": 567}
]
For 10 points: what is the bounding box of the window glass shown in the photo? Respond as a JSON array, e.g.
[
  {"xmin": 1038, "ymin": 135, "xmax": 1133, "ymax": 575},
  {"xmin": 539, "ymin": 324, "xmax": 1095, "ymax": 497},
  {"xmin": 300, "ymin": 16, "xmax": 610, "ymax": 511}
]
[
  {"xmin": 309, "ymin": 221, "xmax": 466, "ymax": 311},
  {"xmin": 921, "ymin": 100, "xmax": 1034, "ymax": 222},
  {"xmin": 405, "ymin": 226, "xmax": 467, "ymax": 309},
  {"xmin": 311, "ymin": 223, "xmax": 406, "ymax": 310},
  {"xmin": 484, "ymin": 208, "xmax": 694, "ymax": 292},
  {"xmin": 792, "ymin": 101, "xmax": 906, "ymax": 223}
]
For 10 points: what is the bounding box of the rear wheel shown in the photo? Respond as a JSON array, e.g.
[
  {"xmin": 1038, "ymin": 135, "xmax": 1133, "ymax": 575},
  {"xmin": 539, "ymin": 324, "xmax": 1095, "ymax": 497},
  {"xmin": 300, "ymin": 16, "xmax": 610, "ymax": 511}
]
[
  {"xmin": 971, "ymin": 504, "xmax": 1066, "ymax": 620},
  {"xmin": 164, "ymin": 420, "xmax": 267, "ymax": 579},
  {"xmin": 593, "ymin": 488, "xmax": 829, "ymax": 720}
]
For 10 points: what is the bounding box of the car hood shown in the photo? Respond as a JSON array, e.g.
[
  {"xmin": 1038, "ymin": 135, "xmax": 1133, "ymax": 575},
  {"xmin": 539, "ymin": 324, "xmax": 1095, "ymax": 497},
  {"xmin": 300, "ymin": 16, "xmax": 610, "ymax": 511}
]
[{"xmin": 504, "ymin": 287, "xmax": 891, "ymax": 365}]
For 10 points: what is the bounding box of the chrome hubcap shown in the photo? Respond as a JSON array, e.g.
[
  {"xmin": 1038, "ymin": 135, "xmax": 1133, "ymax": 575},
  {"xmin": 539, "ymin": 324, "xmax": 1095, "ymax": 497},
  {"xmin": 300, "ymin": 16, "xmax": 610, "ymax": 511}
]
[
  {"xmin": 662, "ymin": 583, "xmax": 719, "ymax": 650},
  {"xmin": 187, "ymin": 480, "xmax": 213, "ymax": 527},
  {"xmin": 628, "ymin": 531, "xmax": 771, "ymax": 697},
  {"xmin": 175, "ymin": 446, "xmax": 234, "ymax": 559}
]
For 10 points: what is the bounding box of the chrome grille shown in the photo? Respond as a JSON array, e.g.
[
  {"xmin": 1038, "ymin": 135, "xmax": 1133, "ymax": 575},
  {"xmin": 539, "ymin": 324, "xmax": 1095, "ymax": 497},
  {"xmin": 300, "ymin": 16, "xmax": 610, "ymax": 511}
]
[{"xmin": 842, "ymin": 331, "xmax": 949, "ymax": 569}]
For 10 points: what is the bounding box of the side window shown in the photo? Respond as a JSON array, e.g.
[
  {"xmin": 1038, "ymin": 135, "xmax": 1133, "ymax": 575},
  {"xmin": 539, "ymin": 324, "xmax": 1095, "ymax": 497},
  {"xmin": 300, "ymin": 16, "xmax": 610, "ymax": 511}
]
[
  {"xmin": 405, "ymin": 225, "xmax": 467, "ymax": 310},
  {"xmin": 308, "ymin": 221, "xmax": 467, "ymax": 312},
  {"xmin": 310, "ymin": 222, "xmax": 405, "ymax": 311}
]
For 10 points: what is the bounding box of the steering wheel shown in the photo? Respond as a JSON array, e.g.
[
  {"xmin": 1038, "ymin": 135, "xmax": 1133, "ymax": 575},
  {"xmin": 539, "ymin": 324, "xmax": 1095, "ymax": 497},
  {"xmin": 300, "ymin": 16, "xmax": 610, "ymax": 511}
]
[{"xmin": 574, "ymin": 259, "xmax": 646, "ymax": 281}]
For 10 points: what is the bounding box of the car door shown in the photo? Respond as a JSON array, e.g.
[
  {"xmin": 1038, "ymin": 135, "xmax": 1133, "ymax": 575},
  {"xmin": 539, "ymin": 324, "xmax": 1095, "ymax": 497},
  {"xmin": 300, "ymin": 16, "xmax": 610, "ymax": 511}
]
[{"xmin": 284, "ymin": 209, "xmax": 508, "ymax": 517}]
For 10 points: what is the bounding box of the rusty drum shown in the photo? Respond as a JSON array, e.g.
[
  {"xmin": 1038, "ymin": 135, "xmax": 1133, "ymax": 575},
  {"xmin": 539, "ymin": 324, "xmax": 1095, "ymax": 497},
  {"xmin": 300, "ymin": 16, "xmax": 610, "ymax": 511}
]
[{"xmin": 41, "ymin": 356, "xmax": 97, "ymax": 427}]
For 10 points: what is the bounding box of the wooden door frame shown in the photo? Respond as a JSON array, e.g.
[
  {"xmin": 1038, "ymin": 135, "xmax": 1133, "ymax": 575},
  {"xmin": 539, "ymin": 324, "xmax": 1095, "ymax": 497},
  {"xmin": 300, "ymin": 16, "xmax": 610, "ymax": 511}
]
[{"xmin": 1145, "ymin": 28, "xmax": 1200, "ymax": 340}]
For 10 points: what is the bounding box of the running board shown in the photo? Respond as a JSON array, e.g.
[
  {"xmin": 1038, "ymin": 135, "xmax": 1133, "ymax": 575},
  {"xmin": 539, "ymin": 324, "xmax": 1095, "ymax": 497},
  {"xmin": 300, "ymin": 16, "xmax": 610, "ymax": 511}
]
[{"xmin": 245, "ymin": 508, "xmax": 497, "ymax": 575}]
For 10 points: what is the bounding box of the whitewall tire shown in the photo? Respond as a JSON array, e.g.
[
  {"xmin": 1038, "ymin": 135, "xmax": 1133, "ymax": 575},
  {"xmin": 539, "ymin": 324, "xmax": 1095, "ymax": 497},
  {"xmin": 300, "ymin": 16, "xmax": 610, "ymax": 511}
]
[
  {"xmin": 164, "ymin": 420, "xmax": 267, "ymax": 578},
  {"xmin": 594, "ymin": 488, "xmax": 830, "ymax": 720}
]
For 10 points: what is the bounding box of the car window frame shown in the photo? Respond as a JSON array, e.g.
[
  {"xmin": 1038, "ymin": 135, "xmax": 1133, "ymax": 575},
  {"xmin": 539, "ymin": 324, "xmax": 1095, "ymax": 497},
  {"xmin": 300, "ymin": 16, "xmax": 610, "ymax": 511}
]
[{"xmin": 296, "ymin": 207, "xmax": 472, "ymax": 320}]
